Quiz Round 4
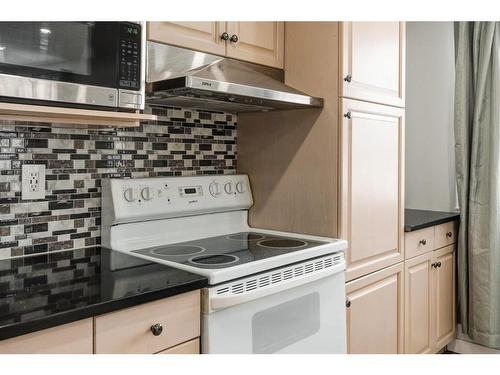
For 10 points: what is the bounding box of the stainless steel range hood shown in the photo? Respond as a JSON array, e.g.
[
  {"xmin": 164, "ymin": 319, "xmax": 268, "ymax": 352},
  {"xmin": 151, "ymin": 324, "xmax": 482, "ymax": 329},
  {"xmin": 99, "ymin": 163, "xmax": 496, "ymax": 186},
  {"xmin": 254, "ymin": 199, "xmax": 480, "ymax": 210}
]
[{"xmin": 146, "ymin": 42, "xmax": 323, "ymax": 113}]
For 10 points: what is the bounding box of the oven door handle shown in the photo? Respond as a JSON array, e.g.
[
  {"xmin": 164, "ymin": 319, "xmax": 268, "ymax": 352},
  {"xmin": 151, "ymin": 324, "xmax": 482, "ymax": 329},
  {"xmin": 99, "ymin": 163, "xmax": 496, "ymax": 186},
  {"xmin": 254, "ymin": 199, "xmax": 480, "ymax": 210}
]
[{"xmin": 208, "ymin": 260, "xmax": 345, "ymax": 312}]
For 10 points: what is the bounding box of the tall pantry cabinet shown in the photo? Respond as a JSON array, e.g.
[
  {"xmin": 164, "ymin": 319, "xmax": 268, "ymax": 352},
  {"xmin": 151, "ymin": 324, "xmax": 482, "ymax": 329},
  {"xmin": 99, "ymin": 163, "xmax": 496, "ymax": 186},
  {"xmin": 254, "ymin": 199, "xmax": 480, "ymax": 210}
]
[{"xmin": 237, "ymin": 22, "xmax": 406, "ymax": 353}]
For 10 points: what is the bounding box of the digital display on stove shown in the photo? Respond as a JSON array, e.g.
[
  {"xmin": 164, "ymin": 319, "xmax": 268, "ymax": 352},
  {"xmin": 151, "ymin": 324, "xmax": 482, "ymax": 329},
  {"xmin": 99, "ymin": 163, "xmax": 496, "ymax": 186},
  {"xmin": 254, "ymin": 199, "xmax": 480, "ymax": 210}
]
[{"xmin": 184, "ymin": 188, "xmax": 197, "ymax": 194}]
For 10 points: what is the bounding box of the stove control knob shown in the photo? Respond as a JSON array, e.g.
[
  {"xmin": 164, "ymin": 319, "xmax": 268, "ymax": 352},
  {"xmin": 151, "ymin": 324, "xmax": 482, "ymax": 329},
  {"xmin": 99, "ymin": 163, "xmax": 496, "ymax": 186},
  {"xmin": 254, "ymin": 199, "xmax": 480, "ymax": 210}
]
[
  {"xmin": 224, "ymin": 181, "xmax": 233, "ymax": 194},
  {"xmin": 141, "ymin": 187, "xmax": 153, "ymax": 201},
  {"xmin": 123, "ymin": 188, "xmax": 135, "ymax": 202},
  {"xmin": 209, "ymin": 181, "xmax": 222, "ymax": 197},
  {"xmin": 236, "ymin": 181, "xmax": 245, "ymax": 194}
]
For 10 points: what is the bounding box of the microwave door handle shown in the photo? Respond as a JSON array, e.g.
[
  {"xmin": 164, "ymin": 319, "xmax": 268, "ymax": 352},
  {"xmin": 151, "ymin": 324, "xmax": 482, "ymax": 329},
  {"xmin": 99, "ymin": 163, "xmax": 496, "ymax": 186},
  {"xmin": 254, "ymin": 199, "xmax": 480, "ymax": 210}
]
[{"xmin": 209, "ymin": 261, "xmax": 345, "ymax": 312}]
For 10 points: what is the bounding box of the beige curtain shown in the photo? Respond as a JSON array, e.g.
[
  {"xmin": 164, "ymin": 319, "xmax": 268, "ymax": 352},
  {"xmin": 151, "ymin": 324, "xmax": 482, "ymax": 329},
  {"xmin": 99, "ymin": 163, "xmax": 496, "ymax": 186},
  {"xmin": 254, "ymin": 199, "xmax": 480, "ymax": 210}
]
[{"xmin": 454, "ymin": 21, "xmax": 500, "ymax": 348}]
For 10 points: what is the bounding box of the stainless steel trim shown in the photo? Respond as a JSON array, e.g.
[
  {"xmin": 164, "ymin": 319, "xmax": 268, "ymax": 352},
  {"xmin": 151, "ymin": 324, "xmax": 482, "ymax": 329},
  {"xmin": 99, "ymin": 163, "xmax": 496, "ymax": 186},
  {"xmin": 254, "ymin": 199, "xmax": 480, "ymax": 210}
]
[
  {"xmin": 188, "ymin": 76, "xmax": 323, "ymax": 107},
  {"xmin": 136, "ymin": 20, "xmax": 146, "ymax": 110},
  {"xmin": 146, "ymin": 42, "xmax": 322, "ymax": 113},
  {"xmin": 0, "ymin": 73, "xmax": 118, "ymax": 107}
]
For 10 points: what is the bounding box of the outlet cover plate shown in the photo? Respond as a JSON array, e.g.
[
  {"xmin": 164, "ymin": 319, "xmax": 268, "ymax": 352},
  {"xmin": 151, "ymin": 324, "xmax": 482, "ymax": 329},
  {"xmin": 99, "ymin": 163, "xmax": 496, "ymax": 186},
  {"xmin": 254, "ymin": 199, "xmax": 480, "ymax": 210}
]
[{"xmin": 22, "ymin": 164, "xmax": 46, "ymax": 200}]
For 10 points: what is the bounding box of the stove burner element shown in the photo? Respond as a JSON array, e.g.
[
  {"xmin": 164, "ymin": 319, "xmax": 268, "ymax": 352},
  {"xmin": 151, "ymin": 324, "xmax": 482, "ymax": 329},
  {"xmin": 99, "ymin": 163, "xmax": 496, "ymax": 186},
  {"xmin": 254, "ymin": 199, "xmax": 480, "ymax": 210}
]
[
  {"xmin": 151, "ymin": 245, "xmax": 205, "ymax": 257},
  {"xmin": 257, "ymin": 239, "xmax": 308, "ymax": 249},
  {"xmin": 227, "ymin": 233, "xmax": 265, "ymax": 241},
  {"xmin": 189, "ymin": 254, "xmax": 240, "ymax": 266}
]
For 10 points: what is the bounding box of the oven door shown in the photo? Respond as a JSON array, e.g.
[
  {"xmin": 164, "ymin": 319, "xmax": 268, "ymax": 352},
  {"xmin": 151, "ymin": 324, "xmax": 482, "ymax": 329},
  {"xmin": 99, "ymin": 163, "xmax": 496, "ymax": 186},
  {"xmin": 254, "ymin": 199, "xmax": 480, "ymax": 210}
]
[
  {"xmin": 0, "ymin": 22, "xmax": 143, "ymax": 109},
  {"xmin": 201, "ymin": 257, "xmax": 346, "ymax": 354}
]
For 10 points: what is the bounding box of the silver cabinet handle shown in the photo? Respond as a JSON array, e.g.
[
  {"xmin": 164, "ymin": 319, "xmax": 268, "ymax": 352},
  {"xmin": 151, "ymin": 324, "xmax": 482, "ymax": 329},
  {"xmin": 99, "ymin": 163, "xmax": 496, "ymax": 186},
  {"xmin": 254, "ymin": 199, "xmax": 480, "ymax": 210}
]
[
  {"xmin": 419, "ymin": 239, "xmax": 427, "ymax": 245},
  {"xmin": 446, "ymin": 232, "xmax": 453, "ymax": 238},
  {"xmin": 221, "ymin": 32, "xmax": 229, "ymax": 41},
  {"xmin": 346, "ymin": 299, "xmax": 351, "ymax": 308},
  {"xmin": 230, "ymin": 34, "xmax": 239, "ymax": 43},
  {"xmin": 344, "ymin": 111, "xmax": 352, "ymax": 119},
  {"xmin": 344, "ymin": 74, "xmax": 352, "ymax": 83}
]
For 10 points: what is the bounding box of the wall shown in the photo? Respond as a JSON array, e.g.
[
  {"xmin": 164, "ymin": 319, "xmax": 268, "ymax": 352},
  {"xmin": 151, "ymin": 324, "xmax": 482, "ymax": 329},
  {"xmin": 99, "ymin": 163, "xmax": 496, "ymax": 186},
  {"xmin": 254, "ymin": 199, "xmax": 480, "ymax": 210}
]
[
  {"xmin": 405, "ymin": 22, "xmax": 457, "ymax": 211},
  {"xmin": 0, "ymin": 106, "xmax": 237, "ymax": 259}
]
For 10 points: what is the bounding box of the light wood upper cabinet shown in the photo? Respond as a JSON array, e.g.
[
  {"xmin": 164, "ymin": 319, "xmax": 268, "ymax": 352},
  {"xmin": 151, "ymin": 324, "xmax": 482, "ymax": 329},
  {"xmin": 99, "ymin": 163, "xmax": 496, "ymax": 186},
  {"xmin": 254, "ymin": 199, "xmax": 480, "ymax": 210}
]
[
  {"xmin": 433, "ymin": 245, "xmax": 456, "ymax": 351},
  {"xmin": 147, "ymin": 22, "xmax": 226, "ymax": 55},
  {"xmin": 340, "ymin": 22, "xmax": 405, "ymax": 107},
  {"xmin": 405, "ymin": 252, "xmax": 433, "ymax": 354},
  {"xmin": 147, "ymin": 22, "xmax": 284, "ymax": 68},
  {"xmin": 0, "ymin": 319, "xmax": 93, "ymax": 354},
  {"xmin": 346, "ymin": 262, "xmax": 404, "ymax": 354},
  {"xmin": 339, "ymin": 98, "xmax": 405, "ymax": 281},
  {"xmin": 226, "ymin": 22, "xmax": 284, "ymax": 68}
]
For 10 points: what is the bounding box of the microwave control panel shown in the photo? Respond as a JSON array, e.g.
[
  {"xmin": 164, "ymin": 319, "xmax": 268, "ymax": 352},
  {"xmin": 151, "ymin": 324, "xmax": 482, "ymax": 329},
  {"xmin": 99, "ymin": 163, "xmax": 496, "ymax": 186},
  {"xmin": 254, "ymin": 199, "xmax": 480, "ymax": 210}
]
[{"xmin": 118, "ymin": 22, "xmax": 141, "ymax": 91}]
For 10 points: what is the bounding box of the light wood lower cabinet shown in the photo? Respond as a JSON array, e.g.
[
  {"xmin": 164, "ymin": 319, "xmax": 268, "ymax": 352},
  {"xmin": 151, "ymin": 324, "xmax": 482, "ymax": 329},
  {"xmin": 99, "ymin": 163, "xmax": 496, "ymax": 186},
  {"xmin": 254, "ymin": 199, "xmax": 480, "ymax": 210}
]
[
  {"xmin": 157, "ymin": 338, "xmax": 200, "ymax": 354},
  {"xmin": 404, "ymin": 252, "xmax": 433, "ymax": 354},
  {"xmin": 0, "ymin": 319, "xmax": 93, "ymax": 354},
  {"xmin": 433, "ymin": 245, "xmax": 456, "ymax": 350},
  {"xmin": 340, "ymin": 99, "xmax": 405, "ymax": 281},
  {"xmin": 94, "ymin": 290, "xmax": 200, "ymax": 354},
  {"xmin": 404, "ymin": 245, "xmax": 456, "ymax": 353},
  {"xmin": 346, "ymin": 262, "xmax": 404, "ymax": 354}
]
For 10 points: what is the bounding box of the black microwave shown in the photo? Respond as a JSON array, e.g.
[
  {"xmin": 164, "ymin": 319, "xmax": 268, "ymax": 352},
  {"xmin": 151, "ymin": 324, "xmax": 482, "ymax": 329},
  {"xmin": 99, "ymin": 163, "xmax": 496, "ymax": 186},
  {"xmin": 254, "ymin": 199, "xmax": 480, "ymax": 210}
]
[{"xmin": 0, "ymin": 21, "xmax": 145, "ymax": 111}]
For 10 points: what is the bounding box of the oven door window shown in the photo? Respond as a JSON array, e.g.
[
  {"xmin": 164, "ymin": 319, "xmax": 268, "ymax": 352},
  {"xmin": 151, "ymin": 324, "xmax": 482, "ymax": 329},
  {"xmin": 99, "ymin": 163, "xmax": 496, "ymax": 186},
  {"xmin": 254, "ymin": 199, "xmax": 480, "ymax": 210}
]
[{"xmin": 0, "ymin": 22, "xmax": 118, "ymax": 88}]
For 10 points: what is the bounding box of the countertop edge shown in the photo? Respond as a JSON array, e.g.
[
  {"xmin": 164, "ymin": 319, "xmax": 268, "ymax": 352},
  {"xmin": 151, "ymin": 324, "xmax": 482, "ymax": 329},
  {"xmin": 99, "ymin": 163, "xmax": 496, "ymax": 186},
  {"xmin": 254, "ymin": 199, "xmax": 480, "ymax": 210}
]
[
  {"xmin": 404, "ymin": 211, "xmax": 460, "ymax": 232},
  {"xmin": 0, "ymin": 278, "xmax": 207, "ymax": 341}
]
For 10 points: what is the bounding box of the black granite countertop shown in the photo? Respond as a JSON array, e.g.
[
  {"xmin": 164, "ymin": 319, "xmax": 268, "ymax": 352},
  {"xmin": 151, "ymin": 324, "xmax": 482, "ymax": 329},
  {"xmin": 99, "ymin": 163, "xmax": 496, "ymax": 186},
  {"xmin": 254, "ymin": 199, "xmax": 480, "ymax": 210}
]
[
  {"xmin": 0, "ymin": 247, "xmax": 207, "ymax": 341},
  {"xmin": 405, "ymin": 209, "xmax": 460, "ymax": 232}
]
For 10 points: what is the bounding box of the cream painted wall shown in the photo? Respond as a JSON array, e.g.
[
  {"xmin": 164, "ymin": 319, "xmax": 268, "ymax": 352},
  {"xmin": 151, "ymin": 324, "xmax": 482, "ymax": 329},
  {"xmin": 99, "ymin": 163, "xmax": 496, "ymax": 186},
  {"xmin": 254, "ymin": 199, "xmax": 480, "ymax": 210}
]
[{"xmin": 405, "ymin": 22, "xmax": 458, "ymax": 212}]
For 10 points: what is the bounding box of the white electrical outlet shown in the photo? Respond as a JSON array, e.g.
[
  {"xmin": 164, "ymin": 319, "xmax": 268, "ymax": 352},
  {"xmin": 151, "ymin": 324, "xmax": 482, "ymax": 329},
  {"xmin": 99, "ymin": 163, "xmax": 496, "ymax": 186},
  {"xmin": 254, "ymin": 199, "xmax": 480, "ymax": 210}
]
[{"xmin": 22, "ymin": 164, "xmax": 46, "ymax": 200}]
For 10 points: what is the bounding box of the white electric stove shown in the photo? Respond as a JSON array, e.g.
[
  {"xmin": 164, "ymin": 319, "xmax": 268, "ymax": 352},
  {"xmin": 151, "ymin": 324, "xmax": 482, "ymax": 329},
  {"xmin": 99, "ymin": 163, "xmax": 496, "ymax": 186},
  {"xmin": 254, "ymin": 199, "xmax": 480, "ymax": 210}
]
[{"xmin": 102, "ymin": 174, "xmax": 347, "ymax": 354}]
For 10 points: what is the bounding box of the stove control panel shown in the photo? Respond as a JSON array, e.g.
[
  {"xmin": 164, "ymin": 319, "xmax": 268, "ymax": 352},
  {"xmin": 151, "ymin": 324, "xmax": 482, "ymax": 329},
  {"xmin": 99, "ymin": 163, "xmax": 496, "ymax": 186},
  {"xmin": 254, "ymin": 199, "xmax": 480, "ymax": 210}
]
[{"xmin": 103, "ymin": 175, "xmax": 253, "ymax": 224}]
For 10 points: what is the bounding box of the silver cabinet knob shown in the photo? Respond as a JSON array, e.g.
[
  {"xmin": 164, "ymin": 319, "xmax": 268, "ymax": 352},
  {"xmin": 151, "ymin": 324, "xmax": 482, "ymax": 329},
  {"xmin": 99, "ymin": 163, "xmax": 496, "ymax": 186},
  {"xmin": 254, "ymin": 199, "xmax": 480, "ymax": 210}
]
[
  {"xmin": 230, "ymin": 34, "xmax": 239, "ymax": 43},
  {"xmin": 345, "ymin": 299, "xmax": 351, "ymax": 308},
  {"xmin": 344, "ymin": 111, "xmax": 352, "ymax": 119},
  {"xmin": 446, "ymin": 232, "xmax": 453, "ymax": 238},
  {"xmin": 150, "ymin": 323, "xmax": 163, "ymax": 336},
  {"xmin": 419, "ymin": 239, "xmax": 427, "ymax": 245},
  {"xmin": 221, "ymin": 32, "xmax": 229, "ymax": 41},
  {"xmin": 344, "ymin": 74, "xmax": 352, "ymax": 83}
]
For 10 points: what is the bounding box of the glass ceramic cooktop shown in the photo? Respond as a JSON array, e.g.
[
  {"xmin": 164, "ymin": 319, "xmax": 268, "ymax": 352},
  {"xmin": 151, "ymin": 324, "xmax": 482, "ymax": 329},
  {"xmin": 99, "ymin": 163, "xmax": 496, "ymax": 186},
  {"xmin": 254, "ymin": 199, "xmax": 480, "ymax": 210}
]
[{"xmin": 132, "ymin": 232, "xmax": 328, "ymax": 269}]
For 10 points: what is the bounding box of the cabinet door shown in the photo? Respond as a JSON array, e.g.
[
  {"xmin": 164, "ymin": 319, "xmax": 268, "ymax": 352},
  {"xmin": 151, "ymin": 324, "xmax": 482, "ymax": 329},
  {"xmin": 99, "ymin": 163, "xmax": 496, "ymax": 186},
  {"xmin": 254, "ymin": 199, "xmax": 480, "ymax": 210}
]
[
  {"xmin": 432, "ymin": 245, "xmax": 456, "ymax": 351},
  {"xmin": 346, "ymin": 263, "xmax": 404, "ymax": 354},
  {"xmin": 147, "ymin": 22, "xmax": 226, "ymax": 55},
  {"xmin": 339, "ymin": 99, "xmax": 405, "ymax": 281},
  {"xmin": 226, "ymin": 22, "xmax": 284, "ymax": 68},
  {"xmin": 404, "ymin": 252, "xmax": 433, "ymax": 353},
  {"xmin": 0, "ymin": 319, "xmax": 93, "ymax": 354},
  {"xmin": 340, "ymin": 22, "xmax": 405, "ymax": 107}
]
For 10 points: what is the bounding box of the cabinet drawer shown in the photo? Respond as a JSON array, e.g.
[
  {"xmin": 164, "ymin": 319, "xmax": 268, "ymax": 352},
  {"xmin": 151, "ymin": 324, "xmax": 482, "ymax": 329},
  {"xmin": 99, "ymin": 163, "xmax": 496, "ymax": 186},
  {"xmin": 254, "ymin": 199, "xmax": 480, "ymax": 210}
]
[
  {"xmin": 157, "ymin": 338, "xmax": 200, "ymax": 354},
  {"xmin": 0, "ymin": 319, "xmax": 93, "ymax": 354},
  {"xmin": 405, "ymin": 227, "xmax": 434, "ymax": 259},
  {"xmin": 434, "ymin": 222, "xmax": 457, "ymax": 249},
  {"xmin": 94, "ymin": 290, "xmax": 200, "ymax": 354}
]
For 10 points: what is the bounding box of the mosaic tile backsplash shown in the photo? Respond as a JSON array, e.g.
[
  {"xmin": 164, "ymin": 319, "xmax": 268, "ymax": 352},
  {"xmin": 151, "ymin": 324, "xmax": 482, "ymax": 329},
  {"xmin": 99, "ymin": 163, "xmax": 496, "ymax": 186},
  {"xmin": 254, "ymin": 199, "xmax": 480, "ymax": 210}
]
[{"xmin": 0, "ymin": 106, "xmax": 237, "ymax": 259}]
